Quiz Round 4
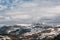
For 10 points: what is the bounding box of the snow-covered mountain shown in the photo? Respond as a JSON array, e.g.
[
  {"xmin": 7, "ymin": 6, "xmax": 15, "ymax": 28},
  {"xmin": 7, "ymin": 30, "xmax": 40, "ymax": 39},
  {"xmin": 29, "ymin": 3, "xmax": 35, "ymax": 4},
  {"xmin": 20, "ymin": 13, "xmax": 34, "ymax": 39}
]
[
  {"xmin": 20, "ymin": 28, "xmax": 60, "ymax": 40},
  {"xmin": 0, "ymin": 23, "xmax": 60, "ymax": 40}
]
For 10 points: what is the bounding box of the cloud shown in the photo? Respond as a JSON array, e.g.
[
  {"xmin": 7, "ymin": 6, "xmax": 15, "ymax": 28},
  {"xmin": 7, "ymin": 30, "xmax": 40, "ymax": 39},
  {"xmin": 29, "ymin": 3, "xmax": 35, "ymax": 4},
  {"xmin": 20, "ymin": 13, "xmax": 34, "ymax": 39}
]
[
  {"xmin": 11, "ymin": 15, "xmax": 32, "ymax": 20},
  {"xmin": 5, "ymin": 3, "xmax": 60, "ymax": 24},
  {"xmin": 20, "ymin": 2, "xmax": 38, "ymax": 8},
  {"xmin": 0, "ymin": 5, "xmax": 7, "ymax": 11},
  {"xmin": 0, "ymin": 0, "xmax": 60, "ymax": 25},
  {"xmin": 0, "ymin": 15, "xmax": 4, "ymax": 19}
]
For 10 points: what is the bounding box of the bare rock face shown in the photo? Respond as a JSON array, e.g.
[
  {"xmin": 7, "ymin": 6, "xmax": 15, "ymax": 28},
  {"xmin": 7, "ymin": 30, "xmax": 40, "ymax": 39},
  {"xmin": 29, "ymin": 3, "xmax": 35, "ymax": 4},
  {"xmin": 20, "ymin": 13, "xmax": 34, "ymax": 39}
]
[
  {"xmin": 19, "ymin": 28, "xmax": 60, "ymax": 40},
  {"xmin": 53, "ymin": 34, "xmax": 60, "ymax": 40},
  {"xmin": 0, "ymin": 24, "xmax": 60, "ymax": 40}
]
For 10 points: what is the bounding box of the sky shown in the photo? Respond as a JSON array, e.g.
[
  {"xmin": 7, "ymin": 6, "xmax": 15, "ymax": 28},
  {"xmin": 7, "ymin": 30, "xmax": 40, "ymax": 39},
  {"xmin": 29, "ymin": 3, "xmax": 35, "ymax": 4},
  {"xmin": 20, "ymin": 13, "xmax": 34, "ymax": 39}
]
[{"xmin": 0, "ymin": 0, "xmax": 60, "ymax": 25}]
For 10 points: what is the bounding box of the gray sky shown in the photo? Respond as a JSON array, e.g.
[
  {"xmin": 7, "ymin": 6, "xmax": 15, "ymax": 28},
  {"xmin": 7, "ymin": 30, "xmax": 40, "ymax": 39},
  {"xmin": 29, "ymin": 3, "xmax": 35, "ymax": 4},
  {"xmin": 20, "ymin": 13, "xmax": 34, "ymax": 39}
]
[{"xmin": 0, "ymin": 0, "xmax": 60, "ymax": 25}]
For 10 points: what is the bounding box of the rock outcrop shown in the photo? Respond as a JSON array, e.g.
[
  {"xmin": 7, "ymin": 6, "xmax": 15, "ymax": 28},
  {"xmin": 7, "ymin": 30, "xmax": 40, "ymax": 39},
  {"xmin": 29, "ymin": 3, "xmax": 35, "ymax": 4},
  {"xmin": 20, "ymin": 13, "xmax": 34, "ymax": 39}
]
[{"xmin": 19, "ymin": 28, "xmax": 60, "ymax": 40}]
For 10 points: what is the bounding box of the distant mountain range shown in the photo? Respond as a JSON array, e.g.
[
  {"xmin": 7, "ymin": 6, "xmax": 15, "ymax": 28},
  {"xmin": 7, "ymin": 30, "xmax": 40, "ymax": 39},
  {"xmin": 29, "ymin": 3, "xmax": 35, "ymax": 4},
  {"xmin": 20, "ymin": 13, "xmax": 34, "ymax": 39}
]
[{"xmin": 0, "ymin": 23, "xmax": 60, "ymax": 40}]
